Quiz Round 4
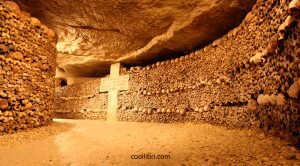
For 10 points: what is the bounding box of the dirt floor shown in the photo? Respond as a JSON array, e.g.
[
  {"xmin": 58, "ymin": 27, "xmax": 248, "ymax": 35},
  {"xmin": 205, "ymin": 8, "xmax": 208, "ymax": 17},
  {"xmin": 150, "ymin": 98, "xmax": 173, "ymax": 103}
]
[{"xmin": 0, "ymin": 120, "xmax": 299, "ymax": 166}]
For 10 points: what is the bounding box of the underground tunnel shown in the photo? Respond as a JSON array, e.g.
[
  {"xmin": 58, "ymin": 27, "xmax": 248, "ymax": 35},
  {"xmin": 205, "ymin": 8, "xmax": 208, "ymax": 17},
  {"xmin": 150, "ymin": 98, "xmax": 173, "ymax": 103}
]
[{"xmin": 0, "ymin": 0, "xmax": 300, "ymax": 165}]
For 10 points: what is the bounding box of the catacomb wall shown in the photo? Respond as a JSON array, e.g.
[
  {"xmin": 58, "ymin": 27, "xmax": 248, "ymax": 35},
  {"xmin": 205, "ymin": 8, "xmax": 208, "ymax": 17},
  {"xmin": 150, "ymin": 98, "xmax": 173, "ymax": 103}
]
[
  {"xmin": 54, "ymin": 78, "xmax": 107, "ymax": 120},
  {"xmin": 0, "ymin": 1, "xmax": 57, "ymax": 134},
  {"xmin": 118, "ymin": 0, "xmax": 300, "ymax": 143}
]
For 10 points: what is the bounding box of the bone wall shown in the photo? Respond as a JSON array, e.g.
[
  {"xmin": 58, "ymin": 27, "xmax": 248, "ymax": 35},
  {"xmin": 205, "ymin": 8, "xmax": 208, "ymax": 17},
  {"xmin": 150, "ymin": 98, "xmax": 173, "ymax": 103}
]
[
  {"xmin": 118, "ymin": 0, "xmax": 300, "ymax": 143},
  {"xmin": 54, "ymin": 78, "xmax": 107, "ymax": 120},
  {"xmin": 0, "ymin": 1, "xmax": 57, "ymax": 134}
]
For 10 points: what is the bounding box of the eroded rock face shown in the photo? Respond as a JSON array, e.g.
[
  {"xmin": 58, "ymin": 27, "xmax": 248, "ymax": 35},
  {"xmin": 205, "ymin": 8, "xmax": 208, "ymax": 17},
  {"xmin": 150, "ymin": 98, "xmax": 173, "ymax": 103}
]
[{"xmin": 15, "ymin": 0, "xmax": 255, "ymax": 76}]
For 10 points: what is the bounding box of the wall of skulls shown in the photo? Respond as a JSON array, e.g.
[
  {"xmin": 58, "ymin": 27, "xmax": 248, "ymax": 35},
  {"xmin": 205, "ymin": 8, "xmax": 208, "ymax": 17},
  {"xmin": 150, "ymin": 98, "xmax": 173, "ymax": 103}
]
[
  {"xmin": 118, "ymin": 0, "xmax": 300, "ymax": 143},
  {"xmin": 0, "ymin": 1, "xmax": 57, "ymax": 134},
  {"xmin": 54, "ymin": 78, "xmax": 107, "ymax": 120}
]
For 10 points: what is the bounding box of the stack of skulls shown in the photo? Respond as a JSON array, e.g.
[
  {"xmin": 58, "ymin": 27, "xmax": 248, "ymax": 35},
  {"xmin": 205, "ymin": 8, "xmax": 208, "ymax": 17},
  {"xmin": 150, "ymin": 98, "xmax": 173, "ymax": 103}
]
[
  {"xmin": 117, "ymin": 0, "xmax": 300, "ymax": 144},
  {"xmin": 54, "ymin": 78, "xmax": 108, "ymax": 120},
  {"xmin": 0, "ymin": 1, "xmax": 57, "ymax": 134}
]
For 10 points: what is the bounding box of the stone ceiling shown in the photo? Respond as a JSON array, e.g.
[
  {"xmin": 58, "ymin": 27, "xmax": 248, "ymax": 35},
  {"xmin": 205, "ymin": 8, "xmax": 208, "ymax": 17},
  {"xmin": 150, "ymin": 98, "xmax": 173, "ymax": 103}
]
[{"xmin": 15, "ymin": 0, "xmax": 256, "ymax": 76}]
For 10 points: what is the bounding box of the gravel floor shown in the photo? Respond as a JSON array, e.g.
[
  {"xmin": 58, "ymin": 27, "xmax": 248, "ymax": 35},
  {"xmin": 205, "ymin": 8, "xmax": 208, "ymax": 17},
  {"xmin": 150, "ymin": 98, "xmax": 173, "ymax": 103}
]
[{"xmin": 0, "ymin": 119, "xmax": 299, "ymax": 165}]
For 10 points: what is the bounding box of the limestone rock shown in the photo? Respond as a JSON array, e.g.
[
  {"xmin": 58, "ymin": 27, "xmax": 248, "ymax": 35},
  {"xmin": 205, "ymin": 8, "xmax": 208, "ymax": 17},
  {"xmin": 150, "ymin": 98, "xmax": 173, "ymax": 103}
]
[{"xmin": 15, "ymin": 0, "xmax": 255, "ymax": 76}]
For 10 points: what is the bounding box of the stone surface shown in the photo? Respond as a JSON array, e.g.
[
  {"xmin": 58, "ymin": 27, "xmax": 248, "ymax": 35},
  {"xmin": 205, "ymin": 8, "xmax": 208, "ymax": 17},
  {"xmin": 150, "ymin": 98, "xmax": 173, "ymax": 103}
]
[
  {"xmin": 14, "ymin": 0, "xmax": 255, "ymax": 76},
  {"xmin": 0, "ymin": 120, "xmax": 299, "ymax": 165},
  {"xmin": 100, "ymin": 75, "xmax": 129, "ymax": 92},
  {"xmin": 100, "ymin": 63, "xmax": 129, "ymax": 92},
  {"xmin": 101, "ymin": 63, "xmax": 129, "ymax": 121}
]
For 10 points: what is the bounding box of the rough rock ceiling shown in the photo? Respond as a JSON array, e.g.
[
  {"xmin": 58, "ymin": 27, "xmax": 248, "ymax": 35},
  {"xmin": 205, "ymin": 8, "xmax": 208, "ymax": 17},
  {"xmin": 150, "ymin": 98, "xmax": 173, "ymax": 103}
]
[{"xmin": 15, "ymin": 0, "xmax": 256, "ymax": 77}]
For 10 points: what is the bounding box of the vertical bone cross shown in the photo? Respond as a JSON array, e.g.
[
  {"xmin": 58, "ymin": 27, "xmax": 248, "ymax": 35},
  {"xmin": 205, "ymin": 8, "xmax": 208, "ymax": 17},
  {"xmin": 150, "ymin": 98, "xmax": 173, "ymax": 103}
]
[{"xmin": 100, "ymin": 63, "xmax": 129, "ymax": 121}]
